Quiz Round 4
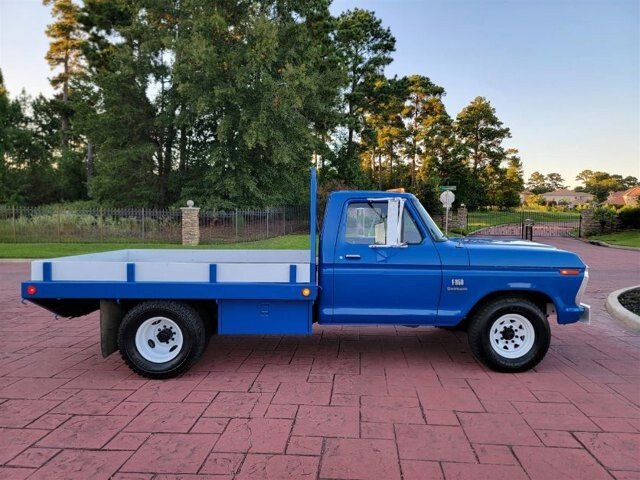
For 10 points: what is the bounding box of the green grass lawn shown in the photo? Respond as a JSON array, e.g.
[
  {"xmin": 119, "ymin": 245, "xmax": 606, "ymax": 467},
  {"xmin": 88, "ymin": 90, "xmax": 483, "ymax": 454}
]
[
  {"xmin": 467, "ymin": 209, "xmax": 581, "ymax": 233},
  {"xmin": 588, "ymin": 230, "xmax": 640, "ymax": 248},
  {"xmin": 0, "ymin": 234, "xmax": 311, "ymax": 258}
]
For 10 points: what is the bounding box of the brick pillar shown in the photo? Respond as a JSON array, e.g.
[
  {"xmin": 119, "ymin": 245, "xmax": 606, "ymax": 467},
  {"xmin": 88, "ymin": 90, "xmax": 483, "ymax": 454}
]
[
  {"xmin": 580, "ymin": 209, "xmax": 598, "ymax": 237},
  {"xmin": 456, "ymin": 204, "xmax": 468, "ymax": 232},
  {"xmin": 181, "ymin": 202, "xmax": 200, "ymax": 246}
]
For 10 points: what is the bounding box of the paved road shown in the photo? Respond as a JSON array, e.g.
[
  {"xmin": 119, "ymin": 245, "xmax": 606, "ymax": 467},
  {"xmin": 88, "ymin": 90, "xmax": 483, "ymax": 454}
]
[{"xmin": 0, "ymin": 238, "xmax": 638, "ymax": 479}]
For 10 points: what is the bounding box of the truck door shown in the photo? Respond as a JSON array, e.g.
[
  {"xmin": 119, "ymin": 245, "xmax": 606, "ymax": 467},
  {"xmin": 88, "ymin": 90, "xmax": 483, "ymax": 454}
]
[{"xmin": 329, "ymin": 199, "xmax": 442, "ymax": 324}]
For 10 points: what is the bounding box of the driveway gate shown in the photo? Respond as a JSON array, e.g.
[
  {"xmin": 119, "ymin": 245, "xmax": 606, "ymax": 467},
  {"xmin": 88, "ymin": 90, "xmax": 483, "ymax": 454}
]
[{"xmin": 466, "ymin": 208, "xmax": 582, "ymax": 238}]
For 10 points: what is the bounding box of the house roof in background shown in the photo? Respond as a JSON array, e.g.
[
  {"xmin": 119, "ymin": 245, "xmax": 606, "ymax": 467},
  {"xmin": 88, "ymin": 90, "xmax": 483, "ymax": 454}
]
[
  {"xmin": 622, "ymin": 186, "xmax": 640, "ymax": 197},
  {"xmin": 604, "ymin": 187, "xmax": 640, "ymax": 206},
  {"xmin": 543, "ymin": 189, "xmax": 593, "ymax": 197}
]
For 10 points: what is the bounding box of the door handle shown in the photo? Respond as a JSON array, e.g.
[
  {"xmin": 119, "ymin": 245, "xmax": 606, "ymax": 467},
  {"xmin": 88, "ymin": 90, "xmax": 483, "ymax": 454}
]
[{"xmin": 345, "ymin": 254, "xmax": 361, "ymax": 260}]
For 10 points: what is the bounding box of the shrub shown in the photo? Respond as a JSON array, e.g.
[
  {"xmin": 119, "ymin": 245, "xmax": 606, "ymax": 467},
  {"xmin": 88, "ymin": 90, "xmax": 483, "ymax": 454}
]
[
  {"xmin": 593, "ymin": 206, "xmax": 617, "ymax": 233},
  {"xmin": 618, "ymin": 205, "xmax": 640, "ymax": 229}
]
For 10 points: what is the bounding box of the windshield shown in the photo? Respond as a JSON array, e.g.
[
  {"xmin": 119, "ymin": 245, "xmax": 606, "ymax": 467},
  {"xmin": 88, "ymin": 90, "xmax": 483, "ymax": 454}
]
[{"xmin": 412, "ymin": 198, "xmax": 447, "ymax": 242}]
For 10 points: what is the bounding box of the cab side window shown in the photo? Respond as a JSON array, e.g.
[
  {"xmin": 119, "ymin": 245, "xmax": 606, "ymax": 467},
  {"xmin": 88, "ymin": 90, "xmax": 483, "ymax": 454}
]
[
  {"xmin": 402, "ymin": 209, "xmax": 423, "ymax": 244},
  {"xmin": 344, "ymin": 202, "xmax": 387, "ymax": 245},
  {"xmin": 344, "ymin": 201, "xmax": 423, "ymax": 245}
]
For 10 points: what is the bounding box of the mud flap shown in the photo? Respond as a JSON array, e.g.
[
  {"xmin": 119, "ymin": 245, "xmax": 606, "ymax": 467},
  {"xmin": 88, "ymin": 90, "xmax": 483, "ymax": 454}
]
[{"xmin": 100, "ymin": 300, "xmax": 125, "ymax": 357}]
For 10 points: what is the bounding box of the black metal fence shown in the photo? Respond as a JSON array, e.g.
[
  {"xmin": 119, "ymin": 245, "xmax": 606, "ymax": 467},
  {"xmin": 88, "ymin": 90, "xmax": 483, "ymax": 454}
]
[
  {"xmin": 199, "ymin": 205, "xmax": 309, "ymax": 243},
  {"xmin": 465, "ymin": 208, "xmax": 582, "ymax": 238},
  {"xmin": 0, "ymin": 205, "xmax": 309, "ymax": 244}
]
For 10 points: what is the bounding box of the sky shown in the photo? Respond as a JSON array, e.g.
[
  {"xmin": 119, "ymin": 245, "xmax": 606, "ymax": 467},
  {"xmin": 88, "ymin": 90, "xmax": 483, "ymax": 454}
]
[{"xmin": 1, "ymin": 0, "xmax": 638, "ymax": 187}]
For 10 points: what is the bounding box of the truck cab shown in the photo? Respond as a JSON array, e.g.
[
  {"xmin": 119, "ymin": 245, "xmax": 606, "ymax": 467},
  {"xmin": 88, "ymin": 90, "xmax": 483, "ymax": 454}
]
[
  {"xmin": 318, "ymin": 190, "xmax": 589, "ymax": 328},
  {"xmin": 21, "ymin": 170, "xmax": 590, "ymax": 378}
]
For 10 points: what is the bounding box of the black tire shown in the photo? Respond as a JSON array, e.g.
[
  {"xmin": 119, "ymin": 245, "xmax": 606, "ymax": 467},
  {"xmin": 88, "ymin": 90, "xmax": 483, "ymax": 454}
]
[
  {"xmin": 118, "ymin": 301, "xmax": 207, "ymax": 379},
  {"xmin": 467, "ymin": 297, "xmax": 550, "ymax": 372}
]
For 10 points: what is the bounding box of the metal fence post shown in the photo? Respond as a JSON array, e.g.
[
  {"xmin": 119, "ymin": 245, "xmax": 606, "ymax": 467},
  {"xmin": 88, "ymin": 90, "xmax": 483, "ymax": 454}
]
[
  {"xmin": 266, "ymin": 208, "xmax": 269, "ymax": 238},
  {"xmin": 283, "ymin": 207, "xmax": 286, "ymax": 235},
  {"xmin": 141, "ymin": 207, "xmax": 146, "ymax": 242},
  {"xmin": 99, "ymin": 207, "xmax": 103, "ymax": 241},
  {"xmin": 12, "ymin": 205, "xmax": 16, "ymax": 243},
  {"xmin": 235, "ymin": 208, "xmax": 239, "ymax": 240},
  {"xmin": 578, "ymin": 213, "xmax": 582, "ymax": 238},
  {"xmin": 57, "ymin": 205, "xmax": 62, "ymax": 242}
]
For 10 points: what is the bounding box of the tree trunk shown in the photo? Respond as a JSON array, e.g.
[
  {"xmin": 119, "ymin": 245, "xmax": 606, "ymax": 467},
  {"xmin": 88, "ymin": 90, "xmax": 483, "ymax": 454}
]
[
  {"xmin": 370, "ymin": 149, "xmax": 376, "ymax": 181},
  {"xmin": 60, "ymin": 52, "xmax": 70, "ymax": 148},
  {"xmin": 179, "ymin": 127, "xmax": 188, "ymax": 172},
  {"xmin": 160, "ymin": 126, "xmax": 175, "ymax": 206},
  {"xmin": 87, "ymin": 142, "xmax": 93, "ymax": 185},
  {"xmin": 346, "ymin": 79, "xmax": 357, "ymax": 165},
  {"xmin": 412, "ymin": 138, "xmax": 417, "ymax": 186},
  {"xmin": 389, "ymin": 146, "xmax": 394, "ymax": 188}
]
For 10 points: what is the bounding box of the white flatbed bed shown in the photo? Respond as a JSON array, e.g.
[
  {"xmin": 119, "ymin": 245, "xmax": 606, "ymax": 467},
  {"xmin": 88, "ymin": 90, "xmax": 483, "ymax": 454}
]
[{"xmin": 30, "ymin": 249, "xmax": 312, "ymax": 284}]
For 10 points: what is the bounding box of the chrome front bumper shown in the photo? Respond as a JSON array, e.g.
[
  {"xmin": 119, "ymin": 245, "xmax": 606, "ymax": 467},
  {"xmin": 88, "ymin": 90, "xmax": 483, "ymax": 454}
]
[{"xmin": 579, "ymin": 303, "xmax": 591, "ymax": 324}]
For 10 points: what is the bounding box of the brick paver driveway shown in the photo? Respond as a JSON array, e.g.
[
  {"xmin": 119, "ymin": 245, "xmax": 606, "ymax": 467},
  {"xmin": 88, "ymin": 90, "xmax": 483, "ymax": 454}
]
[{"xmin": 0, "ymin": 238, "xmax": 639, "ymax": 479}]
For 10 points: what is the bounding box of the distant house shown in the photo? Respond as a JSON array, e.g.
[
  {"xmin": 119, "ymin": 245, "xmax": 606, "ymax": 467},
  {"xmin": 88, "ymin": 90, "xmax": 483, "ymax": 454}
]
[
  {"xmin": 519, "ymin": 190, "xmax": 534, "ymax": 205},
  {"xmin": 604, "ymin": 186, "xmax": 640, "ymax": 207},
  {"xmin": 540, "ymin": 189, "xmax": 594, "ymax": 207}
]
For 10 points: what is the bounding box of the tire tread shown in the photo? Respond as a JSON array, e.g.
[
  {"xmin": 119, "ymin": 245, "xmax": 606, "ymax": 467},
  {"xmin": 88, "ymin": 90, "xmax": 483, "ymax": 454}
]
[
  {"xmin": 118, "ymin": 300, "xmax": 207, "ymax": 379},
  {"xmin": 467, "ymin": 297, "xmax": 550, "ymax": 372}
]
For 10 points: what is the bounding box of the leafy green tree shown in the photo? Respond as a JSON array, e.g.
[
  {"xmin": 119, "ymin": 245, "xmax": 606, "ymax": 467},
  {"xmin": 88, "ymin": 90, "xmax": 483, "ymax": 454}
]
[
  {"xmin": 575, "ymin": 169, "xmax": 594, "ymax": 186},
  {"xmin": 575, "ymin": 170, "xmax": 638, "ymax": 202},
  {"xmin": 525, "ymin": 193, "xmax": 545, "ymax": 207},
  {"xmin": 455, "ymin": 97, "xmax": 511, "ymax": 173},
  {"xmin": 401, "ymin": 74, "xmax": 445, "ymax": 185},
  {"xmin": 1, "ymin": 93, "xmax": 60, "ymax": 205},
  {"xmin": 527, "ymin": 171, "xmax": 548, "ymax": 194},
  {"xmin": 43, "ymin": 0, "xmax": 84, "ymax": 147},
  {"xmin": 498, "ymin": 149, "xmax": 525, "ymax": 207},
  {"xmin": 0, "ymin": 70, "xmax": 9, "ymax": 195},
  {"xmin": 335, "ymin": 9, "xmax": 395, "ymax": 184},
  {"xmin": 455, "ymin": 97, "xmax": 511, "ymax": 205},
  {"xmin": 0, "ymin": 70, "xmax": 14, "ymax": 203},
  {"xmin": 415, "ymin": 97, "xmax": 474, "ymax": 209},
  {"xmin": 16, "ymin": 0, "xmax": 532, "ymax": 212},
  {"xmin": 621, "ymin": 176, "xmax": 639, "ymax": 189},
  {"xmin": 360, "ymin": 76, "xmax": 406, "ymax": 189},
  {"xmin": 545, "ymin": 172, "xmax": 565, "ymax": 191},
  {"xmin": 75, "ymin": 0, "xmax": 157, "ymax": 206}
]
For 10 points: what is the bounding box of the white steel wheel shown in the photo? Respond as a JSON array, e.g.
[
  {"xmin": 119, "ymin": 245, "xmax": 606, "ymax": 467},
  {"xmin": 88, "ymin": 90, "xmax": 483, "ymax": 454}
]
[
  {"xmin": 134, "ymin": 316, "xmax": 184, "ymax": 363},
  {"xmin": 489, "ymin": 313, "xmax": 535, "ymax": 359}
]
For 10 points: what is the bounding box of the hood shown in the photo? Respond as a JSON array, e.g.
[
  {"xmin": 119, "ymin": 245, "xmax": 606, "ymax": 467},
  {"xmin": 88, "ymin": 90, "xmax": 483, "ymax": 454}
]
[{"xmin": 456, "ymin": 236, "xmax": 585, "ymax": 269}]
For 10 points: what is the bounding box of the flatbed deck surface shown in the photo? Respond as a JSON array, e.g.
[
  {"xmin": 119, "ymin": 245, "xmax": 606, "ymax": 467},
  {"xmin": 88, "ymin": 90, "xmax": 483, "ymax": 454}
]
[{"xmin": 30, "ymin": 249, "xmax": 312, "ymax": 283}]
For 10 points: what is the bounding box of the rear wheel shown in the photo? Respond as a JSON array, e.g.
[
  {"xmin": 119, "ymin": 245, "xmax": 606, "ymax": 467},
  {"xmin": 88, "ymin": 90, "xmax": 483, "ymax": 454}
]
[
  {"xmin": 118, "ymin": 301, "xmax": 207, "ymax": 379},
  {"xmin": 467, "ymin": 297, "xmax": 550, "ymax": 372}
]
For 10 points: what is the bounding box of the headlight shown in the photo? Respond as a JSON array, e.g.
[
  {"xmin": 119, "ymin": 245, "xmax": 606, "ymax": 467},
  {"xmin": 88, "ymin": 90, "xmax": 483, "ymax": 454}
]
[{"xmin": 575, "ymin": 267, "xmax": 589, "ymax": 305}]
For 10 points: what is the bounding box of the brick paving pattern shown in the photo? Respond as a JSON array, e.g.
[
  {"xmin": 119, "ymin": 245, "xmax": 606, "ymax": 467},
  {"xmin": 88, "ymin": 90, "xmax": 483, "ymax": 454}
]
[{"xmin": 0, "ymin": 237, "xmax": 638, "ymax": 479}]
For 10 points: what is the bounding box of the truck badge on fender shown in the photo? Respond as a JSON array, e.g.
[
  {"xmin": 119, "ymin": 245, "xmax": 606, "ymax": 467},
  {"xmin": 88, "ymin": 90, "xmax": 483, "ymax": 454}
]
[{"xmin": 448, "ymin": 278, "xmax": 467, "ymax": 291}]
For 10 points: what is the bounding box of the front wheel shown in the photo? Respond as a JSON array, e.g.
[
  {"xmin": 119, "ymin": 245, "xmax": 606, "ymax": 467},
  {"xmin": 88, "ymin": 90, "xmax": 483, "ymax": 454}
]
[
  {"xmin": 467, "ymin": 298, "xmax": 550, "ymax": 372},
  {"xmin": 118, "ymin": 301, "xmax": 207, "ymax": 379}
]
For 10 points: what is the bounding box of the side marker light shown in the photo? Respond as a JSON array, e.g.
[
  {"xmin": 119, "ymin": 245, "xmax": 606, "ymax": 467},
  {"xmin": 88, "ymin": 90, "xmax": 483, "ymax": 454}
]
[{"xmin": 560, "ymin": 269, "xmax": 580, "ymax": 276}]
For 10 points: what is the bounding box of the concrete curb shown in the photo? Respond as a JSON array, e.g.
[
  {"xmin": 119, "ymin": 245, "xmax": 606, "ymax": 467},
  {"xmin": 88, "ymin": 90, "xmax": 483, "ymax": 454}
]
[
  {"xmin": 605, "ymin": 285, "xmax": 640, "ymax": 331},
  {"xmin": 0, "ymin": 259, "xmax": 31, "ymax": 263}
]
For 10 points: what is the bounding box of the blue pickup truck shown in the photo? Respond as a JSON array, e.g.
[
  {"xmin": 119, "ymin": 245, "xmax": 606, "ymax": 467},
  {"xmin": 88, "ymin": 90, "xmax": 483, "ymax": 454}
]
[{"xmin": 22, "ymin": 169, "xmax": 590, "ymax": 378}]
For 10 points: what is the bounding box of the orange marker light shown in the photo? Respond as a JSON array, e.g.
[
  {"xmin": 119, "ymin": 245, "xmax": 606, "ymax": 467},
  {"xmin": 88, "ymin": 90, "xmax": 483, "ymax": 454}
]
[
  {"xmin": 26, "ymin": 285, "xmax": 37, "ymax": 295},
  {"xmin": 301, "ymin": 288, "xmax": 311, "ymax": 297},
  {"xmin": 560, "ymin": 269, "xmax": 580, "ymax": 276}
]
